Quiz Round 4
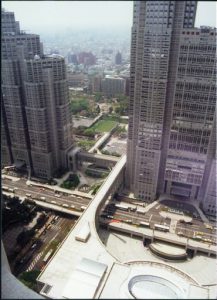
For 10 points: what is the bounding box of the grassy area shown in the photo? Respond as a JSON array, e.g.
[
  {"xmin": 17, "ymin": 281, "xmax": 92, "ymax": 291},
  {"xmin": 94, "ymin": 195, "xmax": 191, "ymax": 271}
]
[
  {"xmin": 85, "ymin": 119, "xmax": 117, "ymax": 134},
  {"xmin": 60, "ymin": 174, "xmax": 80, "ymax": 189},
  {"xmin": 70, "ymin": 98, "xmax": 89, "ymax": 114},
  {"xmin": 91, "ymin": 182, "xmax": 103, "ymax": 195},
  {"xmin": 77, "ymin": 140, "xmax": 95, "ymax": 151}
]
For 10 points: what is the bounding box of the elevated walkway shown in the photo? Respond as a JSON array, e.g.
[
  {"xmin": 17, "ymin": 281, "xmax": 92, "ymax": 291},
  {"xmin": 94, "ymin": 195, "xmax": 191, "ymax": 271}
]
[{"xmin": 149, "ymin": 242, "xmax": 187, "ymax": 260}]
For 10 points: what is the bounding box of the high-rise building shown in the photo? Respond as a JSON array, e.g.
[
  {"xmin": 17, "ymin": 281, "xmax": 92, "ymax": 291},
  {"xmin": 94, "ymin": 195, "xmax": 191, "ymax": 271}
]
[
  {"xmin": 101, "ymin": 75, "xmax": 126, "ymax": 98},
  {"xmin": 78, "ymin": 52, "xmax": 96, "ymax": 66},
  {"xmin": 126, "ymin": 1, "xmax": 216, "ymax": 212},
  {"xmin": 2, "ymin": 9, "xmax": 73, "ymax": 179},
  {"xmin": 115, "ymin": 51, "xmax": 122, "ymax": 65}
]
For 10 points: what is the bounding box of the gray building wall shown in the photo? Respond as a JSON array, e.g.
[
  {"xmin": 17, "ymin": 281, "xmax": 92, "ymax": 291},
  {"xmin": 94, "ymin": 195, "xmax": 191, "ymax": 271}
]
[
  {"xmin": 101, "ymin": 76, "xmax": 126, "ymax": 98},
  {"xmin": 126, "ymin": 1, "xmax": 216, "ymax": 206},
  {"xmin": 202, "ymin": 159, "xmax": 217, "ymax": 216},
  {"xmin": 1, "ymin": 9, "xmax": 73, "ymax": 179}
]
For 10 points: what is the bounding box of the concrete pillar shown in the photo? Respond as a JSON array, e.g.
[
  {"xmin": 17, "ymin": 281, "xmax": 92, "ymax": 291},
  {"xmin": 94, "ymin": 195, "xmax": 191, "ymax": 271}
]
[
  {"xmin": 166, "ymin": 180, "xmax": 172, "ymax": 194},
  {"xmin": 190, "ymin": 185, "xmax": 197, "ymax": 199}
]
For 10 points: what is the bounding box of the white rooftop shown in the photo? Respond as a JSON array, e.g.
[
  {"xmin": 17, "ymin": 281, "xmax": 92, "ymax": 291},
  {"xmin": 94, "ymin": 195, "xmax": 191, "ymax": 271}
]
[
  {"xmin": 62, "ymin": 258, "xmax": 107, "ymax": 299},
  {"xmin": 37, "ymin": 155, "xmax": 216, "ymax": 299}
]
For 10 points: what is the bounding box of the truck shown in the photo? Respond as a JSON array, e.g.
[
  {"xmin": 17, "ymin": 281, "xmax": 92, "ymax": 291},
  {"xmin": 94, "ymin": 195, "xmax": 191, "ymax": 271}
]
[{"xmin": 43, "ymin": 249, "xmax": 53, "ymax": 263}]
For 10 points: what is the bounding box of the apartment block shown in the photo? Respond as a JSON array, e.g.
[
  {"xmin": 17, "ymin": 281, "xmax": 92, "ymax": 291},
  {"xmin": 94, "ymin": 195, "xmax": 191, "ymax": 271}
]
[
  {"xmin": 101, "ymin": 75, "xmax": 126, "ymax": 98},
  {"xmin": 1, "ymin": 9, "xmax": 73, "ymax": 179}
]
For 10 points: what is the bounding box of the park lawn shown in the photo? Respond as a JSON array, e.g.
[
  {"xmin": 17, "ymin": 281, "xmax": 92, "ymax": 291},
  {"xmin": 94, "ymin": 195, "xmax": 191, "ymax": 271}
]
[{"xmin": 91, "ymin": 119, "xmax": 117, "ymax": 132}]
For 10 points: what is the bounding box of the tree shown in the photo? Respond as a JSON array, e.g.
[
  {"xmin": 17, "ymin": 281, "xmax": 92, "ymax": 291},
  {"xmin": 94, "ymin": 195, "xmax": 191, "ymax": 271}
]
[{"xmin": 109, "ymin": 106, "xmax": 113, "ymax": 114}]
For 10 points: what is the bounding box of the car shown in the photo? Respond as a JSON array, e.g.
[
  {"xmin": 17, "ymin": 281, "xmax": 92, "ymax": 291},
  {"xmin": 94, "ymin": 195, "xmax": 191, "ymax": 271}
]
[
  {"xmin": 204, "ymin": 224, "xmax": 213, "ymax": 230},
  {"xmin": 177, "ymin": 231, "xmax": 184, "ymax": 236},
  {"xmin": 19, "ymin": 258, "xmax": 26, "ymax": 264},
  {"xmin": 31, "ymin": 243, "xmax": 37, "ymax": 249}
]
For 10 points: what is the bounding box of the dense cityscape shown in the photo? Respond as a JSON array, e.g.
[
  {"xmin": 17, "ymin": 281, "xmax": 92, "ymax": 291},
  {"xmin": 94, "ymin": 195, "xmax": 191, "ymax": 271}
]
[{"xmin": 2, "ymin": 1, "xmax": 217, "ymax": 299}]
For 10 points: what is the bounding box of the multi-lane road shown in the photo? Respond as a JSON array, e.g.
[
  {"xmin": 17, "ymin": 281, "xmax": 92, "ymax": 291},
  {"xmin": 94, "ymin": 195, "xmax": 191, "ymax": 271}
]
[
  {"xmin": 99, "ymin": 198, "xmax": 217, "ymax": 245},
  {"xmin": 12, "ymin": 214, "xmax": 77, "ymax": 276},
  {"xmin": 2, "ymin": 176, "xmax": 91, "ymax": 212}
]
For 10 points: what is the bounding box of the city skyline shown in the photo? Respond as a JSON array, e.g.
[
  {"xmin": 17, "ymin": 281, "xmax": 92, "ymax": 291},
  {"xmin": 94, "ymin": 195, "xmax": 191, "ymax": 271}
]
[
  {"xmin": 2, "ymin": 2, "xmax": 217, "ymax": 299},
  {"xmin": 2, "ymin": 1, "xmax": 216, "ymax": 35}
]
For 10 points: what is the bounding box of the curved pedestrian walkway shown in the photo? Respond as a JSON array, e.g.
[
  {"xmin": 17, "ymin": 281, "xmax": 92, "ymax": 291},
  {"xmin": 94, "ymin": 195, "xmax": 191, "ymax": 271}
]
[{"xmin": 149, "ymin": 242, "xmax": 187, "ymax": 260}]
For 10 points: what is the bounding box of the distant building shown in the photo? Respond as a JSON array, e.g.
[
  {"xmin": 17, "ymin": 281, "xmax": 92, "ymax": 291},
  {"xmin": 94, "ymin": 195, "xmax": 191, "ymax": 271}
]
[
  {"xmin": 2, "ymin": 9, "xmax": 73, "ymax": 179},
  {"xmin": 68, "ymin": 53, "xmax": 78, "ymax": 65},
  {"xmin": 115, "ymin": 51, "xmax": 122, "ymax": 65},
  {"xmin": 67, "ymin": 71, "xmax": 89, "ymax": 88},
  {"xmin": 126, "ymin": 1, "xmax": 216, "ymax": 206},
  {"xmin": 92, "ymin": 75, "xmax": 102, "ymax": 93},
  {"xmin": 78, "ymin": 52, "xmax": 96, "ymax": 66},
  {"xmin": 101, "ymin": 75, "xmax": 126, "ymax": 98}
]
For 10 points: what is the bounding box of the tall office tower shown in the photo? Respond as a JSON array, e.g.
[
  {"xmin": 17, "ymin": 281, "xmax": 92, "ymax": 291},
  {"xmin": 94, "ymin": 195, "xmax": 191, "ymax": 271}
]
[
  {"xmin": 115, "ymin": 51, "xmax": 122, "ymax": 65},
  {"xmin": 126, "ymin": 1, "xmax": 216, "ymax": 208},
  {"xmin": 2, "ymin": 9, "xmax": 73, "ymax": 179}
]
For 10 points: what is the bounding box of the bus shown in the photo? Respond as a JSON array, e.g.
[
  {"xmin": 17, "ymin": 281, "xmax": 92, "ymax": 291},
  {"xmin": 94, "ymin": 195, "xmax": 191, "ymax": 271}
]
[
  {"xmin": 136, "ymin": 207, "xmax": 146, "ymax": 214},
  {"xmin": 115, "ymin": 204, "xmax": 129, "ymax": 211},
  {"xmin": 4, "ymin": 166, "xmax": 15, "ymax": 171},
  {"xmin": 2, "ymin": 185, "xmax": 9, "ymax": 192},
  {"xmin": 140, "ymin": 221, "xmax": 150, "ymax": 228},
  {"xmin": 154, "ymin": 224, "xmax": 170, "ymax": 232}
]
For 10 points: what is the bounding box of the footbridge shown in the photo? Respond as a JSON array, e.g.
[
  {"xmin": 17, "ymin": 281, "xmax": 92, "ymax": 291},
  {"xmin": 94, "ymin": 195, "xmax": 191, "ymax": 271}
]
[
  {"xmin": 67, "ymin": 147, "xmax": 120, "ymax": 171},
  {"xmin": 37, "ymin": 155, "xmax": 126, "ymax": 298}
]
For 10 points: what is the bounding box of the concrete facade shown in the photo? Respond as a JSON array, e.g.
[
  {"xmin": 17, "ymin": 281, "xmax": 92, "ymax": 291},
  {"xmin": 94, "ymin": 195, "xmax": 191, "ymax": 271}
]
[
  {"xmin": 126, "ymin": 1, "xmax": 216, "ymax": 206},
  {"xmin": 1, "ymin": 9, "xmax": 73, "ymax": 179},
  {"xmin": 101, "ymin": 75, "xmax": 126, "ymax": 98}
]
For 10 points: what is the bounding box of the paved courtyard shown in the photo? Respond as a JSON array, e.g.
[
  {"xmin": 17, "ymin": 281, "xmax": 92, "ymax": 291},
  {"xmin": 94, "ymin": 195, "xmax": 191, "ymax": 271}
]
[
  {"xmin": 98, "ymin": 228, "xmax": 217, "ymax": 288},
  {"xmin": 103, "ymin": 136, "xmax": 127, "ymax": 155}
]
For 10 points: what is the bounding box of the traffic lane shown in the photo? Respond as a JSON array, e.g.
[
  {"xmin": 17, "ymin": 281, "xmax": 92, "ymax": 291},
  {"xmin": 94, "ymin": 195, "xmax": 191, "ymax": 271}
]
[
  {"xmin": 21, "ymin": 217, "xmax": 76, "ymax": 273},
  {"xmin": 101, "ymin": 205, "xmax": 171, "ymax": 223},
  {"xmin": 3, "ymin": 178, "xmax": 88, "ymax": 201},
  {"xmin": 3, "ymin": 178, "xmax": 91, "ymax": 205},
  {"xmin": 101, "ymin": 208, "xmax": 168, "ymax": 225},
  {"xmin": 27, "ymin": 218, "xmax": 76, "ymax": 272},
  {"xmin": 176, "ymin": 224, "xmax": 216, "ymax": 241},
  {"xmin": 5, "ymin": 184, "xmax": 90, "ymax": 207}
]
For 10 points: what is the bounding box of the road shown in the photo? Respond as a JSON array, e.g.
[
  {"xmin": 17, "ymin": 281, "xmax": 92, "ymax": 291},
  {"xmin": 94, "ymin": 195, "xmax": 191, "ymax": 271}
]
[
  {"xmin": 99, "ymin": 197, "xmax": 217, "ymax": 245},
  {"xmin": 13, "ymin": 214, "xmax": 77, "ymax": 276},
  {"xmin": 2, "ymin": 177, "xmax": 91, "ymax": 212}
]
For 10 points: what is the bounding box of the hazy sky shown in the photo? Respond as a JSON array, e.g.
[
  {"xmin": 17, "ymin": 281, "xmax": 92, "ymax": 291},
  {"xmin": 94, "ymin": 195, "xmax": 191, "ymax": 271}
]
[{"xmin": 2, "ymin": 1, "xmax": 216, "ymax": 34}]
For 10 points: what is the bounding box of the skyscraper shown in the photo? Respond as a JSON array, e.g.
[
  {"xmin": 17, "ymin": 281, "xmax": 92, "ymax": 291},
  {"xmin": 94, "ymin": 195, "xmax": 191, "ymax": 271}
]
[
  {"xmin": 115, "ymin": 51, "xmax": 122, "ymax": 65},
  {"xmin": 1, "ymin": 9, "xmax": 73, "ymax": 179},
  {"xmin": 126, "ymin": 1, "xmax": 216, "ymax": 212}
]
